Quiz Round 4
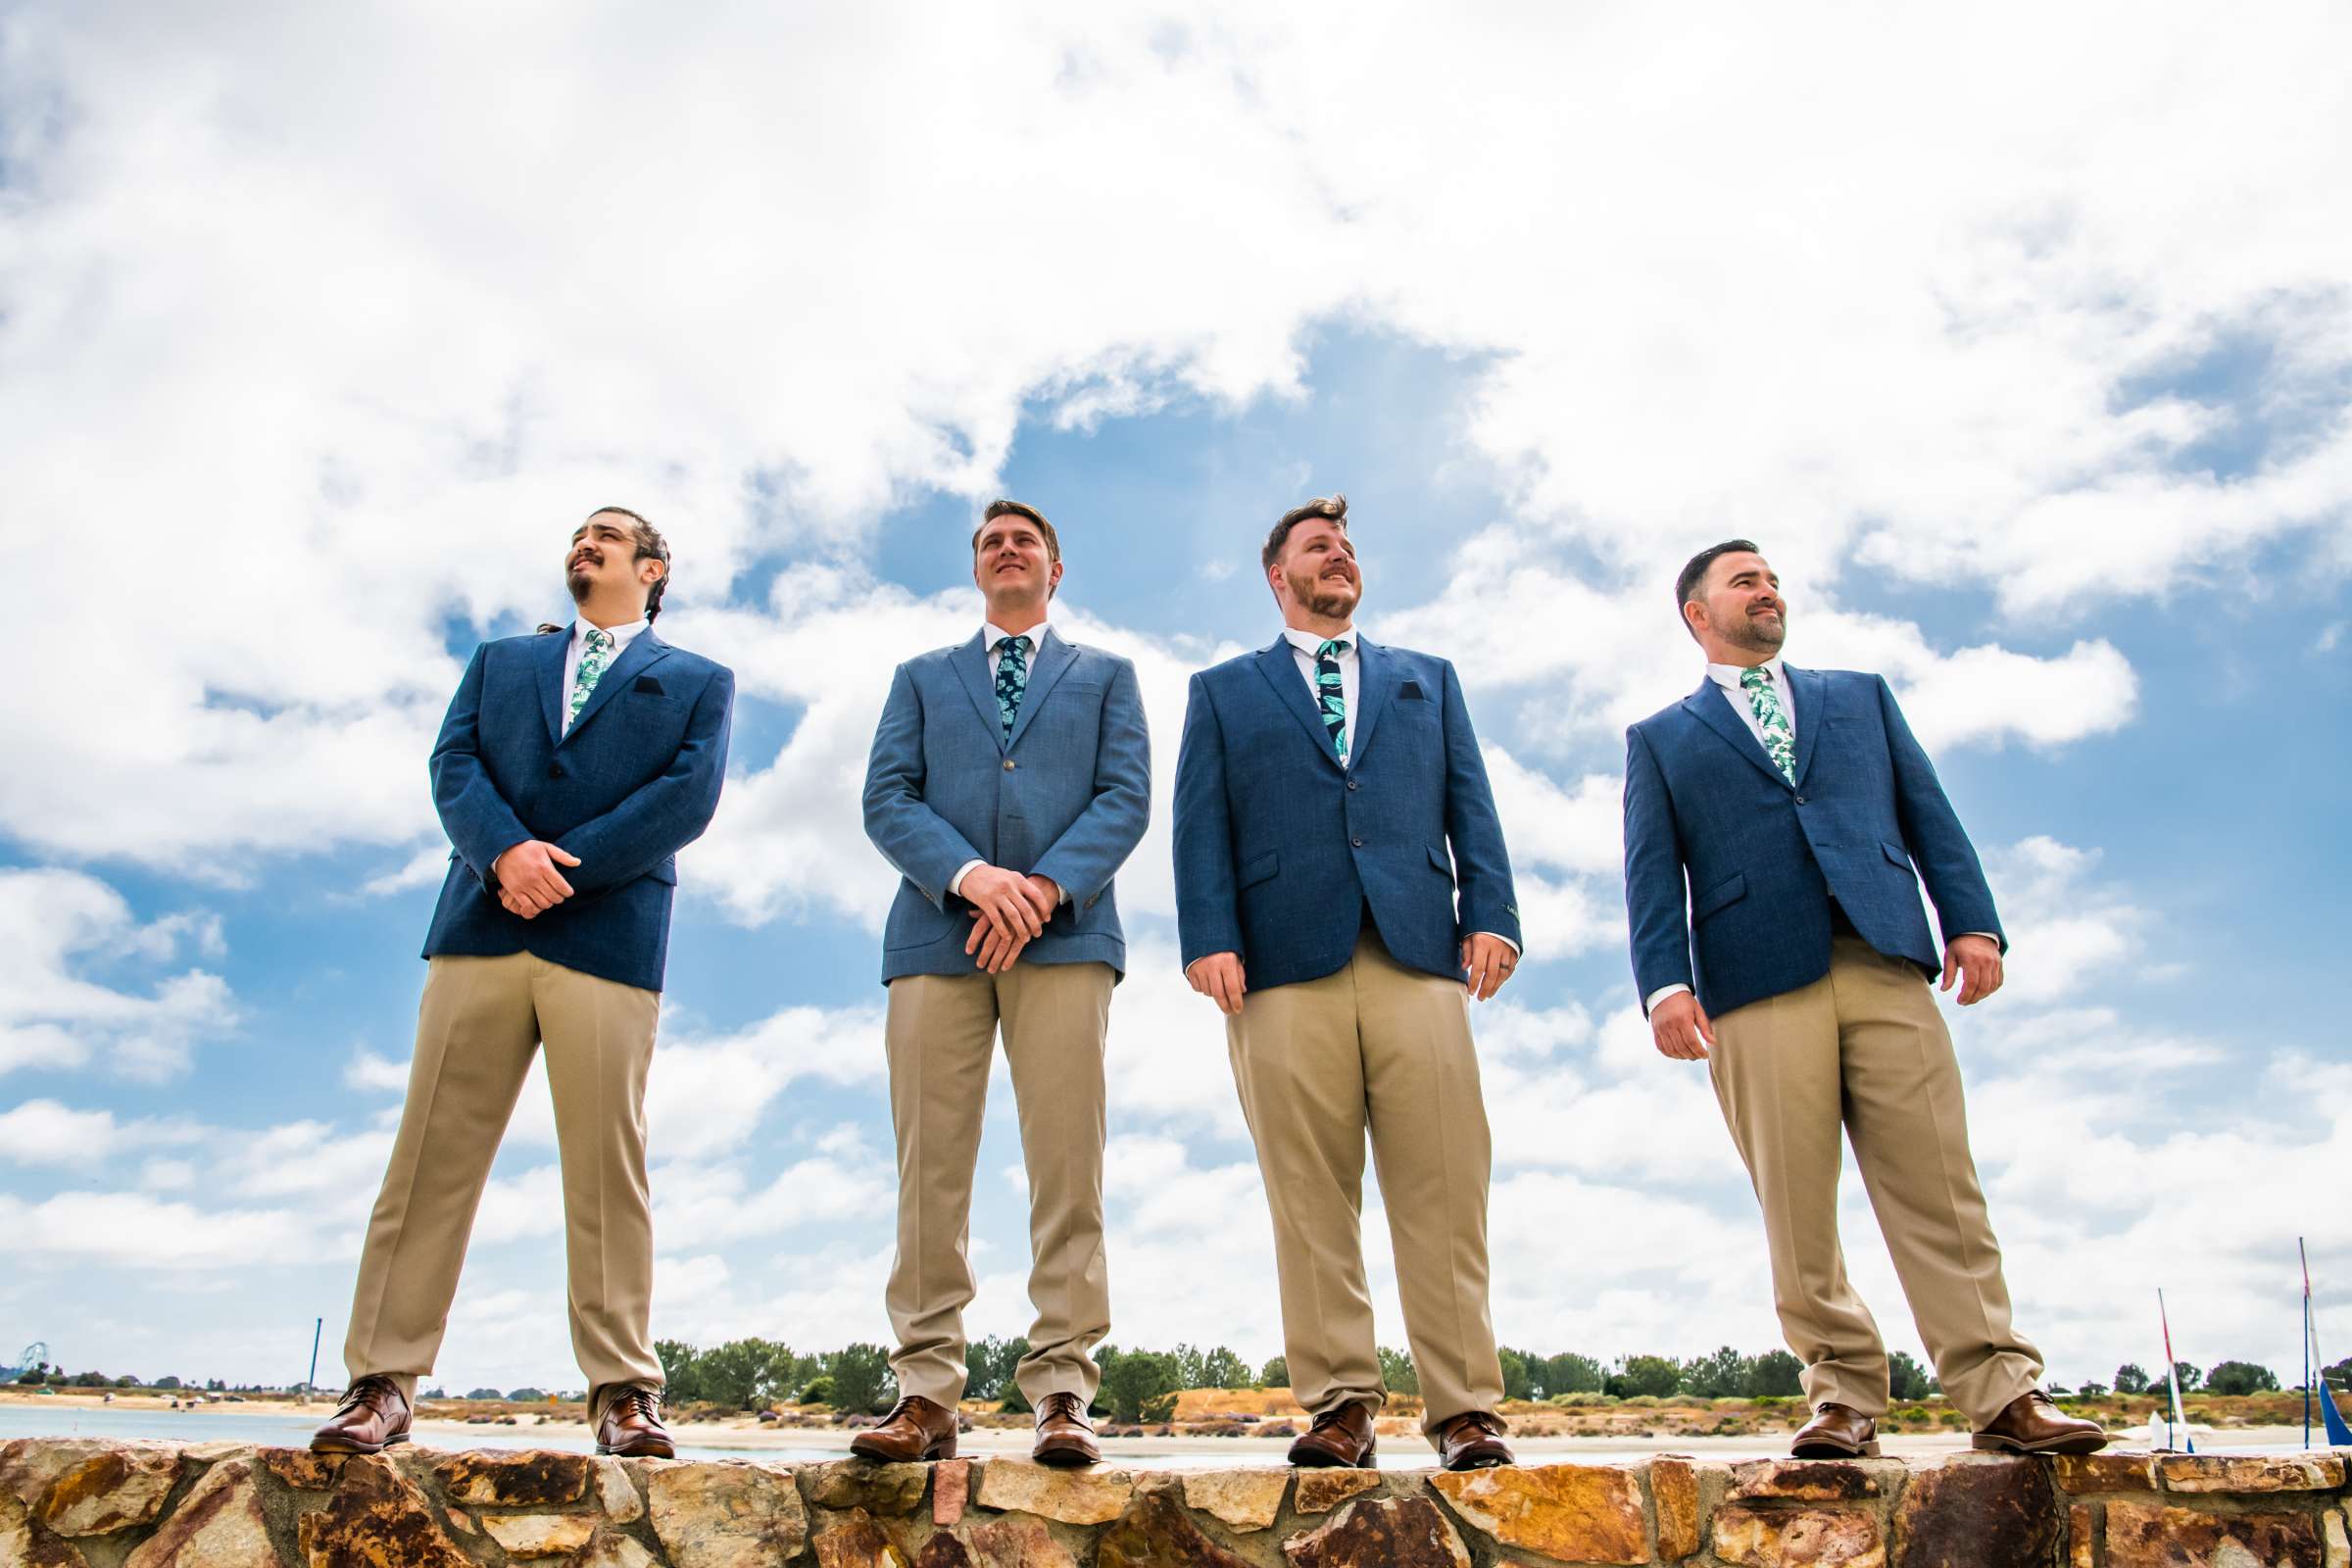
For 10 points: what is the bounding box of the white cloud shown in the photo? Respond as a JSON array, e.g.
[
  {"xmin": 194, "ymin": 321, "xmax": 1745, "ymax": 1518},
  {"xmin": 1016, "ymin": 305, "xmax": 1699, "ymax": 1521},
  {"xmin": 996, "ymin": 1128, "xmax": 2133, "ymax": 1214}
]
[{"xmin": 0, "ymin": 870, "xmax": 238, "ymax": 1079}]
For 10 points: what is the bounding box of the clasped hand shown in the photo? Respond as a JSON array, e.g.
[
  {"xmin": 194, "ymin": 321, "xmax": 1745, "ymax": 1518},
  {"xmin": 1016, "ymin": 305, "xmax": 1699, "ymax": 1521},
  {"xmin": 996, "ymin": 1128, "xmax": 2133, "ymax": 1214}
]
[
  {"xmin": 961, "ymin": 865, "xmax": 1059, "ymax": 974},
  {"xmin": 494, "ymin": 840, "xmax": 581, "ymax": 919}
]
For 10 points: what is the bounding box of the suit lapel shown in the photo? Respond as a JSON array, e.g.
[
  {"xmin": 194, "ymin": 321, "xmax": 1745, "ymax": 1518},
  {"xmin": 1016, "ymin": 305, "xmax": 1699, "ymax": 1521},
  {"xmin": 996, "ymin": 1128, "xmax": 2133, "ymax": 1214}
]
[
  {"xmin": 538, "ymin": 625, "xmax": 571, "ymax": 745},
  {"xmin": 1347, "ymin": 635, "xmax": 1396, "ymax": 771},
  {"xmin": 1786, "ymin": 663, "xmax": 1824, "ymax": 786},
  {"xmin": 1683, "ymin": 675, "xmax": 1791, "ymax": 791},
  {"xmin": 560, "ymin": 627, "xmax": 671, "ymax": 748},
  {"xmin": 950, "ymin": 631, "xmax": 1006, "ymax": 753},
  {"xmin": 1004, "ymin": 630, "xmax": 1075, "ymax": 754},
  {"xmin": 1254, "ymin": 638, "xmax": 1345, "ymax": 771}
]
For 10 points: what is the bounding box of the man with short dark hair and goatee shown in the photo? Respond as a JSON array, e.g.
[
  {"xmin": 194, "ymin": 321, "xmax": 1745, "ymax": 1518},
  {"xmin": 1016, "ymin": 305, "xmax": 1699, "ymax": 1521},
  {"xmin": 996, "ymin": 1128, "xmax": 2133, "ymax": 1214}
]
[
  {"xmin": 854, "ymin": 500, "xmax": 1150, "ymax": 1467},
  {"xmin": 1621, "ymin": 540, "xmax": 2105, "ymax": 1458},
  {"xmin": 312, "ymin": 508, "xmax": 734, "ymax": 1461},
  {"xmin": 1173, "ymin": 495, "xmax": 1524, "ymax": 1472}
]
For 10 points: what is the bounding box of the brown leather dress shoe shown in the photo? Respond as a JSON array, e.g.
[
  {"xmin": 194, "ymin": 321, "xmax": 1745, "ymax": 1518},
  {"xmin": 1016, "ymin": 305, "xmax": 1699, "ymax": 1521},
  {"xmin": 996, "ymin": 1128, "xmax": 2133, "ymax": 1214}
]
[
  {"xmin": 1031, "ymin": 1392, "xmax": 1101, "ymax": 1467},
  {"xmin": 1972, "ymin": 1390, "xmax": 2108, "ymax": 1454},
  {"xmin": 311, "ymin": 1375, "xmax": 413, "ymax": 1454},
  {"xmin": 597, "ymin": 1387, "xmax": 676, "ymax": 1458},
  {"xmin": 1433, "ymin": 1410, "xmax": 1514, "ymax": 1470},
  {"xmin": 1287, "ymin": 1400, "xmax": 1378, "ymax": 1468},
  {"xmin": 850, "ymin": 1395, "xmax": 959, "ymax": 1463},
  {"xmin": 1791, "ymin": 1402, "xmax": 1880, "ymax": 1457}
]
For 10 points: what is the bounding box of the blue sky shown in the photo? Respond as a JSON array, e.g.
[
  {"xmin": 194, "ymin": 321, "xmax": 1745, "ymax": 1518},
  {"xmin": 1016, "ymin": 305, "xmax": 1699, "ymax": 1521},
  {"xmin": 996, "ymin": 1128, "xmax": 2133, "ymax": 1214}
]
[{"xmin": 2, "ymin": 1, "xmax": 2349, "ymax": 1397}]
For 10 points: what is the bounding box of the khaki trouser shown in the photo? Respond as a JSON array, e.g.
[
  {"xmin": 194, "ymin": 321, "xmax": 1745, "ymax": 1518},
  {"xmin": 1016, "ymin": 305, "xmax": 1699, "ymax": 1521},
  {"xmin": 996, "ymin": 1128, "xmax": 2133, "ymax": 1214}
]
[
  {"xmin": 882, "ymin": 960, "xmax": 1114, "ymax": 1409},
  {"xmin": 343, "ymin": 952, "xmax": 663, "ymax": 1423},
  {"xmin": 1708, "ymin": 935, "xmax": 2042, "ymax": 1426},
  {"xmin": 1226, "ymin": 928, "xmax": 1503, "ymax": 1440}
]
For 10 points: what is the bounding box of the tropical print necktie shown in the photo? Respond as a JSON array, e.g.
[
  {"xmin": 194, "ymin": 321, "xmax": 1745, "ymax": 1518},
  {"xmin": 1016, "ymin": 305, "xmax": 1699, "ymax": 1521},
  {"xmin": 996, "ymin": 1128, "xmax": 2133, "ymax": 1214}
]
[
  {"xmin": 567, "ymin": 627, "xmax": 614, "ymax": 731},
  {"xmin": 1316, "ymin": 638, "xmax": 1349, "ymax": 762},
  {"xmin": 1740, "ymin": 666, "xmax": 1795, "ymax": 784},
  {"xmin": 996, "ymin": 634, "xmax": 1032, "ymax": 738}
]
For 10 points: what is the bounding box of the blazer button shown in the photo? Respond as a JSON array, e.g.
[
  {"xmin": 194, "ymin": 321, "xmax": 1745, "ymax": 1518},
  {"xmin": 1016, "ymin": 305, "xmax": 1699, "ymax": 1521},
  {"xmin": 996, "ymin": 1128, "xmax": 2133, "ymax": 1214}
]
[
  {"xmin": 1346, "ymin": 779, "xmax": 1359, "ymax": 791},
  {"xmin": 548, "ymin": 762, "xmax": 564, "ymax": 779},
  {"xmin": 1350, "ymin": 836, "xmax": 1365, "ymax": 848},
  {"xmin": 1794, "ymin": 793, "xmax": 1806, "ymax": 805},
  {"xmin": 1004, "ymin": 760, "xmax": 1016, "ymax": 771}
]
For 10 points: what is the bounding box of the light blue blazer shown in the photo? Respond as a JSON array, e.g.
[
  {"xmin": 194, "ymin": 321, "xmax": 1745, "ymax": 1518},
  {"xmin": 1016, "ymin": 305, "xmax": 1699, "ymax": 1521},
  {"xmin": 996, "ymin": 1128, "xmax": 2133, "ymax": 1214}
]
[{"xmin": 861, "ymin": 629, "xmax": 1151, "ymax": 984}]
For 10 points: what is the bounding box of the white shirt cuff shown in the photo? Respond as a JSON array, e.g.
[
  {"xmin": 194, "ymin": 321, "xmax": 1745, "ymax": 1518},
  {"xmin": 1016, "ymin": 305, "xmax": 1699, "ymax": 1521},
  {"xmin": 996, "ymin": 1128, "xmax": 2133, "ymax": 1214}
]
[
  {"xmin": 1645, "ymin": 982, "xmax": 1692, "ymax": 1013},
  {"xmin": 948, "ymin": 858, "xmax": 985, "ymax": 899}
]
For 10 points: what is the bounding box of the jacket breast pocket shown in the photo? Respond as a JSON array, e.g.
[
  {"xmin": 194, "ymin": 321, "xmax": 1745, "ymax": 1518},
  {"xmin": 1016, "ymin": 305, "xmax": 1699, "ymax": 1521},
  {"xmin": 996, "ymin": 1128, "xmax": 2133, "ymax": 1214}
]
[
  {"xmin": 1691, "ymin": 870, "xmax": 1746, "ymax": 922},
  {"xmin": 1237, "ymin": 851, "xmax": 1279, "ymax": 890}
]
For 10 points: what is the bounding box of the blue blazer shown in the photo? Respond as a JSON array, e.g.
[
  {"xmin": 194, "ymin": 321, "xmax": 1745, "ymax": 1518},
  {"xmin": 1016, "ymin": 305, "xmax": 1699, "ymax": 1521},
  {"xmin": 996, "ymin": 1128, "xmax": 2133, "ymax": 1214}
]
[
  {"xmin": 861, "ymin": 629, "xmax": 1151, "ymax": 984},
  {"xmin": 1622, "ymin": 665, "xmax": 2004, "ymax": 1019},
  {"xmin": 422, "ymin": 625, "xmax": 734, "ymax": 994},
  {"xmin": 1173, "ymin": 635, "xmax": 1521, "ymax": 992}
]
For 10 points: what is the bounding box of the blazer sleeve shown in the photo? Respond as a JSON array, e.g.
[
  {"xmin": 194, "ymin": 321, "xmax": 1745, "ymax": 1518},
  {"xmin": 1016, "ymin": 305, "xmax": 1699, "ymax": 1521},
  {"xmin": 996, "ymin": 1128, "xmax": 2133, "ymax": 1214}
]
[
  {"xmin": 1622, "ymin": 723, "xmax": 1694, "ymax": 1011},
  {"xmin": 430, "ymin": 643, "xmax": 536, "ymax": 888},
  {"xmin": 861, "ymin": 662, "xmax": 988, "ymax": 910},
  {"xmin": 1172, "ymin": 671, "xmax": 1243, "ymax": 968},
  {"xmin": 1030, "ymin": 656, "xmax": 1152, "ymax": 907},
  {"xmin": 1877, "ymin": 676, "xmax": 2005, "ymax": 951},
  {"xmin": 553, "ymin": 662, "xmax": 735, "ymax": 894},
  {"xmin": 1439, "ymin": 659, "xmax": 1522, "ymax": 949}
]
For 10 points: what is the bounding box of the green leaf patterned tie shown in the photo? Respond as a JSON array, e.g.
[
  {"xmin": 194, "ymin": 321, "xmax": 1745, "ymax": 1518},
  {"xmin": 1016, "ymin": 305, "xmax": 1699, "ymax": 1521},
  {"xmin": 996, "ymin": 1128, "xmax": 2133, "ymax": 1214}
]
[
  {"xmin": 1740, "ymin": 666, "xmax": 1795, "ymax": 784},
  {"xmin": 996, "ymin": 634, "xmax": 1032, "ymax": 738},
  {"xmin": 568, "ymin": 627, "xmax": 614, "ymax": 731},
  {"xmin": 1315, "ymin": 638, "xmax": 1349, "ymax": 762}
]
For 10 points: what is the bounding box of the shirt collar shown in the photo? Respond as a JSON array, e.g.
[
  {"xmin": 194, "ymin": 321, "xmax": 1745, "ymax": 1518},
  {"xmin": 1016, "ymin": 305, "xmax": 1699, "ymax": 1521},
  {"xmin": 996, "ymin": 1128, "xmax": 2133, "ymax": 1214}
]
[
  {"xmin": 1707, "ymin": 655, "xmax": 1786, "ymax": 692},
  {"xmin": 1283, "ymin": 624, "xmax": 1358, "ymax": 657},
  {"xmin": 574, "ymin": 617, "xmax": 649, "ymax": 654},
  {"xmin": 985, "ymin": 620, "xmax": 1048, "ymax": 653}
]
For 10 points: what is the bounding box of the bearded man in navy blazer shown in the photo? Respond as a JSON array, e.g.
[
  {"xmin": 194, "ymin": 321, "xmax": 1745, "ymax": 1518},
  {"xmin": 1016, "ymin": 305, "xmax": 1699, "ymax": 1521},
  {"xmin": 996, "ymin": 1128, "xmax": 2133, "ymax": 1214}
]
[
  {"xmin": 313, "ymin": 507, "xmax": 733, "ymax": 1462},
  {"xmin": 1174, "ymin": 495, "xmax": 1523, "ymax": 1472},
  {"xmin": 854, "ymin": 500, "xmax": 1150, "ymax": 1469},
  {"xmin": 1622, "ymin": 540, "xmax": 2103, "ymax": 1459}
]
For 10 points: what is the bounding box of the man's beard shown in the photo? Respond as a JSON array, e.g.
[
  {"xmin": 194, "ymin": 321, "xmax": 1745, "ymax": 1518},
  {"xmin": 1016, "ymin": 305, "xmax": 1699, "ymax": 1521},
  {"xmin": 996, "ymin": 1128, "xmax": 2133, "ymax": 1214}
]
[
  {"xmin": 566, "ymin": 564, "xmax": 594, "ymax": 604},
  {"xmin": 1286, "ymin": 566, "xmax": 1359, "ymax": 620},
  {"xmin": 1721, "ymin": 607, "xmax": 1787, "ymax": 654}
]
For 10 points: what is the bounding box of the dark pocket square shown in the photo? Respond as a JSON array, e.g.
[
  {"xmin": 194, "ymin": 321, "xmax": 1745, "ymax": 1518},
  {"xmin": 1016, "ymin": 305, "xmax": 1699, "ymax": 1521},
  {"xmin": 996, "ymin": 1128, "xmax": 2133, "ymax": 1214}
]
[
  {"xmin": 1399, "ymin": 680, "xmax": 1425, "ymax": 701},
  {"xmin": 632, "ymin": 676, "xmax": 665, "ymax": 695}
]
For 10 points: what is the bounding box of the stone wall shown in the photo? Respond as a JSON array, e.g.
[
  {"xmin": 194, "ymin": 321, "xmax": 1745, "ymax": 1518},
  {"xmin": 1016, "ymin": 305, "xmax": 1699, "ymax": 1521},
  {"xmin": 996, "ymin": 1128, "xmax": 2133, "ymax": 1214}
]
[{"xmin": 2, "ymin": 1439, "xmax": 2346, "ymax": 1567}]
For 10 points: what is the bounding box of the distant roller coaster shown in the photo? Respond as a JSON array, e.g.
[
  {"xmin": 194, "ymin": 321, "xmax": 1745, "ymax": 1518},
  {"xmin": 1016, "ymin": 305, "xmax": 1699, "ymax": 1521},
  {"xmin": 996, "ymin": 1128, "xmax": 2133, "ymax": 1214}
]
[{"xmin": 1, "ymin": 1342, "xmax": 49, "ymax": 1384}]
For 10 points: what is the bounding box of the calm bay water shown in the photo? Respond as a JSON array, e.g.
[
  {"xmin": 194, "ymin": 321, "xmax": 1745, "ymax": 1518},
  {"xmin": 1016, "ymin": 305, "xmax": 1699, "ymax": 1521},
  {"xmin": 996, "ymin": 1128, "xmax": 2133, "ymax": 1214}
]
[{"xmin": 0, "ymin": 1403, "xmax": 822, "ymax": 1461}]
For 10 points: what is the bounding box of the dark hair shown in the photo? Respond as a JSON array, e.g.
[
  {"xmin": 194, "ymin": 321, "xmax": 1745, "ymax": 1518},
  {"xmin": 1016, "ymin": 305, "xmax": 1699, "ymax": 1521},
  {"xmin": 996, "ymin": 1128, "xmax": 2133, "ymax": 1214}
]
[
  {"xmin": 1675, "ymin": 539, "xmax": 1761, "ymax": 638},
  {"xmin": 1263, "ymin": 494, "xmax": 1348, "ymax": 572},
  {"xmin": 582, "ymin": 506, "xmax": 672, "ymax": 619}
]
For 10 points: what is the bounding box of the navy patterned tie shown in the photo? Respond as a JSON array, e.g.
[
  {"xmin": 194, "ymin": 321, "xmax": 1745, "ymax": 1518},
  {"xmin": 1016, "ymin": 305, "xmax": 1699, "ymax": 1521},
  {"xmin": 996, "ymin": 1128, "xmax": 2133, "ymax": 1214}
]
[
  {"xmin": 1315, "ymin": 638, "xmax": 1349, "ymax": 762},
  {"xmin": 996, "ymin": 634, "xmax": 1032, "ymax": 738}
]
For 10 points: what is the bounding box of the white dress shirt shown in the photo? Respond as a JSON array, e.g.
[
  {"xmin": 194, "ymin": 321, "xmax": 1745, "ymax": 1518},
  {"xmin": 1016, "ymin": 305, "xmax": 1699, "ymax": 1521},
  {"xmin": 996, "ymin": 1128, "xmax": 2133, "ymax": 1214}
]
[
  {"xmin": 562, "ymin": 616, "xmax": 649, "ymax": 734},
  {"xmin": 950, "ymin": 621, "xmax": 1065, "ymax": 903},
  {"xmin": 1645, "ymin": 658, "xmax": 1989, "ymax": 1015}
]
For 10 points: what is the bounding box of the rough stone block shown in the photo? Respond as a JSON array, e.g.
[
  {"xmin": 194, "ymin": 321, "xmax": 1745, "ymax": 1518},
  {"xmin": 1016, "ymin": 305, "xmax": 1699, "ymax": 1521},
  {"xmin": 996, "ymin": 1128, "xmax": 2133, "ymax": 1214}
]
[
  {"xmin": 1182, "ymin": 1469, "xmax": 1289, "ymax": 1533},
  {"xmin": 975, "ymin": 1459, "xmax": 1133, "ymax": 1525},
  {"xmin": 0, "ymin": 1488, "xmax": 89, "ymax": 1568},
  {"xmin": 296, "ymin": 1451, "xmax": 472, "ymax": 1568},
  {"xmin": 435, "ymin": 1449, "xmax": 595, "ymax": 1507},
  {"xmin": 959, "ymin": 1514, "xmax": 1079, "ymax": 1568},
  {"xmin": 2068, "ymin": 1503, "xmax": 2095, "ymax": 1568},
  {"xmin": 595, "ymin": 1455, "xmax": 643, "ymax": 1523},
  {"xmin": 816, "ymin": 1505, "xmax": 912, "ymax": 1567},
  {"xmin": 1100, "ymin": 1487, "xmax": 1257, "ymax": 1567},
  {"xmin": 1891, "ymin": 1454, "xmax": 2059, "ymax": 1568},
  {"xmin": 572, "ymin": 1529, "xmax": 661, "ymax": 1568},
  {"xmin": 934, "ymin": 1459, "xmax": 971, "ymax": 1527},
  {"xmin": 1284, "ymin": 1495, "xmax": 1470, "ymax": 1568},
  {"xmin": 1711, "ymin": 1504, "xmax": 1885, "ymax": 1567},
  {"xmin": 2157, "ymin": 1452, "xmax": 2347, "ymax": 1493},
  {"xmin": 1728, "ymin": 1459, "xmax": 1884, "ymax": 1503},
  {"xmin": 476, "ymin": 1509, "xmax": 595, "ymax": 1556},
  {"xmin": 257, "ymin": 1446, "xmax": 346, "ymax": 1492},
  {"xmin": 807, "ymin": 1457, "xmax": 932, "ymax": 1516},
  {"xmin": 124, "ymin": 1457, "xmax": 273, "ymax": 1568},
  {"xmin": 2105, "ymin": 1499, "xmax": 2324, "ymax": 1568},
  {"xmin": 1653, "ymin": 1456, "xmax": 1701, "ymax": 1563},
  {"xmin": 647, "ymin": 1459, "xmax": 810, "ymax": 1568},
  {"xmin": 2324, "ymin": 1507, "xmax": 2348, "ymax": 1568},
  {"xmin": 2053, "ymin": 1451, "xmax": 2157, "ymax": 1493},
  {"xmin": 1291, "ymin": 1471, "xmax": 1382, "ymax": 1515},
  {"xmin": 0, "ymin": 1438, "xmax": 186, "ymax": 1537},
  {"xmin": 1431, "ymin": 1462, "xmax": 1646, "ymax": 1564}
]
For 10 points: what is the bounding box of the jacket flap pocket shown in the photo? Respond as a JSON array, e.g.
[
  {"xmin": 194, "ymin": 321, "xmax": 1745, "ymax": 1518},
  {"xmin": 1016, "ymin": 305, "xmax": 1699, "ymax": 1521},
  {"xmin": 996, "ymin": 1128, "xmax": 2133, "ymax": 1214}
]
[
  {"xmin": 1427, "ymin": 843, "xmax": 1452, "ymax": 874},
  {"xmin": 1882, "ymin": 839, "xmax": 1913, "ymax": 869},
  {"xmin": 1692, "ymin": 870, "xmax": 1746, "ymax": 920},
  {"xmin": 646, "ymin": 857, "xmax": 678, "ymax": 886},
  {"xmin": 1238, "ymin": 851, "xmax": 1279, "ymax": 890}
]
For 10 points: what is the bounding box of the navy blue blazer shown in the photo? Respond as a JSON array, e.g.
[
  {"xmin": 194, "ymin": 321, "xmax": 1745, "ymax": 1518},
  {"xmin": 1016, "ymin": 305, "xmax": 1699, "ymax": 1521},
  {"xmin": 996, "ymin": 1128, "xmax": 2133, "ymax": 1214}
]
[
  {"xmin": 1173, "ymin": 634, "xmax": 1522, "ymax": 991},
  {"xmin": 422, "ymin": 624, "xmax": 734, "ymax": 994},
  {"xmin": 1622, "ymin": 665, "xmax": 2005, "ymax": 1019},
  {"xmin": 861, "ymin": 629, "xmax": 1151, "ymax": 984}
]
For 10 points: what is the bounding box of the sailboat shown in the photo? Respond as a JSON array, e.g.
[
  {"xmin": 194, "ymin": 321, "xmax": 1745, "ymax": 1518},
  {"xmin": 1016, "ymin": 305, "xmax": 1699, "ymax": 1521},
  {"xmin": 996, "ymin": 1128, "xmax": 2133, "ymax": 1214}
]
[
  {"xmin": 2302, "ymin": 1239, "xmax": 2352, "ymax": 1448},
  {"xmin": 2147, "ymin": 1290, "xmax": 2196, "ymax": 1453}
]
